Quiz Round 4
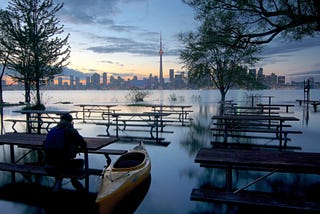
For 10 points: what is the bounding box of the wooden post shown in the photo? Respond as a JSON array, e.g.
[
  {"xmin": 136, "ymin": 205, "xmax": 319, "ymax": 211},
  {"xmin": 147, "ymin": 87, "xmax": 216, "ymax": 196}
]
[{"xmin": 226, "ymin": 164, "xmax": 232, "ymax": 192}]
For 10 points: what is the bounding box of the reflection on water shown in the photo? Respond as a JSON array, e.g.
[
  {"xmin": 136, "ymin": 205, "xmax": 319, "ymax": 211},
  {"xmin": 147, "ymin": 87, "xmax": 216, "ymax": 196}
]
[
  {"xmin": 0, "ymin": 175, "xmax": 151, "ymax": 214},
  {"xmin": 111, "ymin": 175, "xmax": 151, "ymax": 214},
  {"xmin": 1, "ymin": 89, "xmax": 320, "ymax": 213}
]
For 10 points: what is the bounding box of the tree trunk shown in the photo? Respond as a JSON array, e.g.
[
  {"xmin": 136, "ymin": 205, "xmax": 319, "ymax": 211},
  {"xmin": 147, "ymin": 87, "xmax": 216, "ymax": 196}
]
[
  {"xmin": 36, "ymin": 79, "xmax": 41, "ymax": 106},
  {"xmin": 0, "ymin": 81, "xmax": 3, "ymax": 135},
  {"xmin": 219, "ymin": 88, "xmax": 228, "ymax": 115},
  {"xmin": 24, "ymin": 81, "xmax": 31, "ymax": 105}
]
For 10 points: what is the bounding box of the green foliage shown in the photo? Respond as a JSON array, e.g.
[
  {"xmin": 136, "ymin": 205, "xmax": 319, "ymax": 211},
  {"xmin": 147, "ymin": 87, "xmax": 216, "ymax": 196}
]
[{"xmin": 179, "ymin": 5, "xmax": 261, "ymax": 101}]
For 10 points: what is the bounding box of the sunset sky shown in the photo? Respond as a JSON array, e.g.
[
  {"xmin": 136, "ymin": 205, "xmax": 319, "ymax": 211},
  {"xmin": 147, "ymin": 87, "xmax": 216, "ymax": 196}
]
[{"xmin": 1, "ymin": 0, "xmax": 320, "ymax": 82}]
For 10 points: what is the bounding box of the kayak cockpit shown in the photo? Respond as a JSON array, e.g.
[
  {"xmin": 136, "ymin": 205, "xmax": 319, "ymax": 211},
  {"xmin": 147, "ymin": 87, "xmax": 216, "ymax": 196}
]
[{"xmin": 113, "ymin": 152, "xmax": 146, "ymax": 170}]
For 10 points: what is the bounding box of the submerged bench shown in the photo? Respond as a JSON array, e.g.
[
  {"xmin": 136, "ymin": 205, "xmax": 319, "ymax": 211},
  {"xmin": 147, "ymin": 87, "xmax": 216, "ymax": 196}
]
[
  {"xmin": 191, "ymin": 188, "xmax": 320, "ymax": 212},
  {"xmin": 5, "ymin": 119, "xmax": 55, "ymax": 133},
  {"xmin": 0, "ymin": 162, "xmax": 86, "ymax": 179},
  {"xmin": 0, "ymin": 149, "xmax": 127, "ymax": 179},
  {"xmin": 210, "ymin": 141, "xmax": 301, "ymax": 151},
  {"xmin": 211, "ymin": 127, "xmax": 302, "ymax": 148},
  {"xmin": 257, "ymin": 104, "xmax": 295, "ymax": 113},
  {"xmin": 96, "ymin": 121, "xmax": 166, "ymax": 139}
]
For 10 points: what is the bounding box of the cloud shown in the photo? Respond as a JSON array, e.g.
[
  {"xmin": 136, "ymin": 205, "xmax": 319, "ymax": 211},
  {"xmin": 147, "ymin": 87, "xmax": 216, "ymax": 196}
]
[
  {"xmin": 109, "ymin": 25, "xmax": 140, "ymax": 32},
  {"xmin": 262, "ymin": 37, "xmax": 320, "ymax": 57},
  {"xmin": 99, "ymin": 60, "xmax": 124, "ymax": 67},
  {"xmin": 55, "ymin": 0, "xmax": 120, "ymax": 25},
  {"xmin": 56, "ymin": 0, "xmax": 148, "ymax": 26},
  {"xmin": 87, "ymin": 36, "xmax": 156, "ymax": 56},
  {"xmin": 86, "ymin": 34, "xmax": 182, "ymax": 57},
  {"xmin": 287, "ymin": 70, "xmax": 320, "ymax": 76}
]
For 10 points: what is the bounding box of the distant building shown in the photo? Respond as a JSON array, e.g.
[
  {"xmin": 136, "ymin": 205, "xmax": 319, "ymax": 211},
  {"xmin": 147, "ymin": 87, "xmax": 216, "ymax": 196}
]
[
  {"xmin": 69, "ymin": 75, "xmax": 74, "ymax": 87},
  {"xmin": 91, "ymin": 73, "xmax": 101, "ymax": 89},
  {"xmin": 75, "ymin": 76, "xmax": 80, "ymax": 87},
  {"xmin": 169, "ymin": 69, "xmax": 174, "ymax": 82},
  {"xmin": 278, "ymin": 76, "xmax": 285, "ymax": 86},
  {"xmin": 58, "ymin": 77, "xmax": 63, "ymax": 86},
  {"xmin": 102, "ymin": 72, "xmax": 107, "ymax": 86},
  {"xmin": 86, "ymin": 76, "xmax": 90, "ymax": 87}
]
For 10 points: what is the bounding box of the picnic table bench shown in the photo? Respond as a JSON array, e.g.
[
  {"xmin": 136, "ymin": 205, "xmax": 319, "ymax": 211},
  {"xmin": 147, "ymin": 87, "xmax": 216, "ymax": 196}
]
[
  {"xmin": 5, "ymin": 119, "xmax": 56, "ymax": 133},
  {"xmin": 224, "ymin": 106, "xmax": 280, "ymax": 116}
]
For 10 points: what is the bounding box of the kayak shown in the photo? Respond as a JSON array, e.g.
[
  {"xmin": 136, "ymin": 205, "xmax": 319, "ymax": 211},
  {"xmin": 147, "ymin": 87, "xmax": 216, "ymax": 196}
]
[{"xmin": 95, "ymin": 142, "xmax": 151, "ymax": 213}]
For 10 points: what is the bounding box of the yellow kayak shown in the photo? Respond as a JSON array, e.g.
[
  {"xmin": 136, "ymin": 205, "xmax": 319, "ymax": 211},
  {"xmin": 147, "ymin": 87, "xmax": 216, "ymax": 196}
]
[{"xmin": 96, "ymin": 142, "xmax": 151, "ymax": 213}]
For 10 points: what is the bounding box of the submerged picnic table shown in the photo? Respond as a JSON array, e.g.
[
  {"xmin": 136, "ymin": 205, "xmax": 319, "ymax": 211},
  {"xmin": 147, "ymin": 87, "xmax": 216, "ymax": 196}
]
[
  {"xmin": 192, "ymin": 148, "xmax": 320, "ymax": 211},
  {"xmin": 74, "ymin": 104, "xmax": 119, "ymax": 123},
  {"xmin": 211, "ymin": 114, "xmax": 301, "ymax": 148},
  {"xmin": 0, "ymin": 133, "xmax": 120, "ymax": 191},
  {"xmin": 145, "ymin": 104, "xmax": 193, "ymax": 126},
  {"xmin": 256, "ymin": 103, "xmax": 295, "ymax": 113},
  {"xmin": 96, "ymin": 112, "xmax": 171, "ymax": 144},
  {"xmin": 7, "ymin": 110, "xmax": 79, "ymax": 134}
]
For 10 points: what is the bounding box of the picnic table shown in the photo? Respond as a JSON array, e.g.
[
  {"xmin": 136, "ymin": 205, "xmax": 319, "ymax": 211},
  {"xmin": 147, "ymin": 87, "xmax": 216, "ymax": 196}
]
[
  {"xmin": 256, "ymin": 103, "xmax": 295, "ymax": 113},
  {"xmin": 0, "ymin": 133, "xmax": 119, "ymax": 192},
  {"xmin": 74, "ymin": 104, "xmax": 118, "ymax": 123},
  {"xmin": 191, "ymin": 148, "xmax": 320, "ymax": 211},
  {"xmin": 96, "ymin": 112, "xmax": 171, "ymax": 143},
  {"xmin": 7, "ymin": 110, "xmax": 79, "ymax": 134},
  {"xmin": 145, "ymin": 104, "xmax": 193, "ymax": 126},
  {"xmin": 211, "ymin": 114, "xmax": 301, "ymax": 148}
]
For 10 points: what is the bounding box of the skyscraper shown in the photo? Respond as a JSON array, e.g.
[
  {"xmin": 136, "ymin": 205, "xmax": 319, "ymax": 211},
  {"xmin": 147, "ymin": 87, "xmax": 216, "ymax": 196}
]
[{"xmin": 159, "ymin": 33, "xmax": 164, "ymax": 89}]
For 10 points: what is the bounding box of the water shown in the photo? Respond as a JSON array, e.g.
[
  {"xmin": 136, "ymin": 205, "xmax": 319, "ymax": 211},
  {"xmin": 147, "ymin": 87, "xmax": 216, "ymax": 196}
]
[{"xmin": 1, "ymin": 89, "xmax": 320, "ymax": 213}]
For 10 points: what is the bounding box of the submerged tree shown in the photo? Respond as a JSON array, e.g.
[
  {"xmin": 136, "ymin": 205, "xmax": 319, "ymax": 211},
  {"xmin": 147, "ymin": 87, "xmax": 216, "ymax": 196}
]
[
  {"xmin": 180, "ymin": 10, "xmax": 261, "ymax": 101},
  {"xmin": 126, "ymin": 88, "xmax": 150, "ymax": 103},
  {"xmin": 183, "ymin": 0, "xmax": 320, "ymax": 46},
  {"xmin": 0, "ymin": 0, "xmax": 70, "ymax": 108}
]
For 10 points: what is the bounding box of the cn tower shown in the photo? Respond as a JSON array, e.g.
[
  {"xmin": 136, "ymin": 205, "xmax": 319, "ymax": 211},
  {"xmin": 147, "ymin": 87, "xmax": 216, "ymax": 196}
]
[{"xmin": 159, "ymin": 33, "xmax": 164, "ymax": 89}]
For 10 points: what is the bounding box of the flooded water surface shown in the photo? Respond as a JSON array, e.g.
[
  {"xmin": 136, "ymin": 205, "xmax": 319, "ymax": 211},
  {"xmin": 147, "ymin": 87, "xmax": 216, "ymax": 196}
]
[{"xmin": 1, "ymin": 89, "xmax": 319, "ymax": 213}]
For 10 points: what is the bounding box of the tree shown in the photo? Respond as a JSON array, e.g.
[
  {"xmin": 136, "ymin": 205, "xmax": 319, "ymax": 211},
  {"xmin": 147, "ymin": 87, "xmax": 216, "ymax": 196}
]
[
  {"xmin": 183, "ymin": 0, "xmax": 320, "ymax": 46},
  {"xmin": 0, "ymin": 0, "xmax": 70, "ymax": 108},
  {"xmin": 180, "ymin": 10, "xmax": 261, "ymax": 101}
]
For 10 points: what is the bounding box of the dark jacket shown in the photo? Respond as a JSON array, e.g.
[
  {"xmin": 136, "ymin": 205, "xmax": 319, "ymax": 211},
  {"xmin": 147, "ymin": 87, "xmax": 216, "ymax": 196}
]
[{"xmin": 44, "ymin": 121, "xmax": 87, "ymax": 166}]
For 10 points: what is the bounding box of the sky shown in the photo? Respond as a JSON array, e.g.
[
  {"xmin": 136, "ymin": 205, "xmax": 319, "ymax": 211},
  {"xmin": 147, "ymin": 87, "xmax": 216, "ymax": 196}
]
[{"xmin": 1, "ymin": 0, "xmax": 320, "ymax": 82}]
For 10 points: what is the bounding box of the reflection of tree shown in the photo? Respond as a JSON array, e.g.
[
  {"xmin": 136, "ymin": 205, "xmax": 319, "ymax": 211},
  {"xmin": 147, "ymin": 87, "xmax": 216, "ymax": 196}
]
[{"xmin": 180, "ymin": 104, "xmax": 214, "ymax": 157}]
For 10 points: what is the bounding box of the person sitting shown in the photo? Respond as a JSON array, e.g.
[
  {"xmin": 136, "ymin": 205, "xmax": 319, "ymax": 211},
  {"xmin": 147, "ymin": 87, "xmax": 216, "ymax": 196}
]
[{"xmin": 43, "ymin": 113, "xmax": 87, "ymax": 192}]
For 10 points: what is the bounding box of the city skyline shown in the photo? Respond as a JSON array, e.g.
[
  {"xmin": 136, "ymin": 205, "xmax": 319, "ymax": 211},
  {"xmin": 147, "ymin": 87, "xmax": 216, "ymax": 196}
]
[{"xmin": 0, "ymin": 0, "xmax": 320, "ymax": 82}]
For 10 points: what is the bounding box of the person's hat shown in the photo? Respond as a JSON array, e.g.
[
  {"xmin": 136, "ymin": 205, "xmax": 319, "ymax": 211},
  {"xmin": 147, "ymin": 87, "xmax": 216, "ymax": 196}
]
[{"xmin": 60, "ymin": 113, "xmax": 73, "ymax": 122}]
